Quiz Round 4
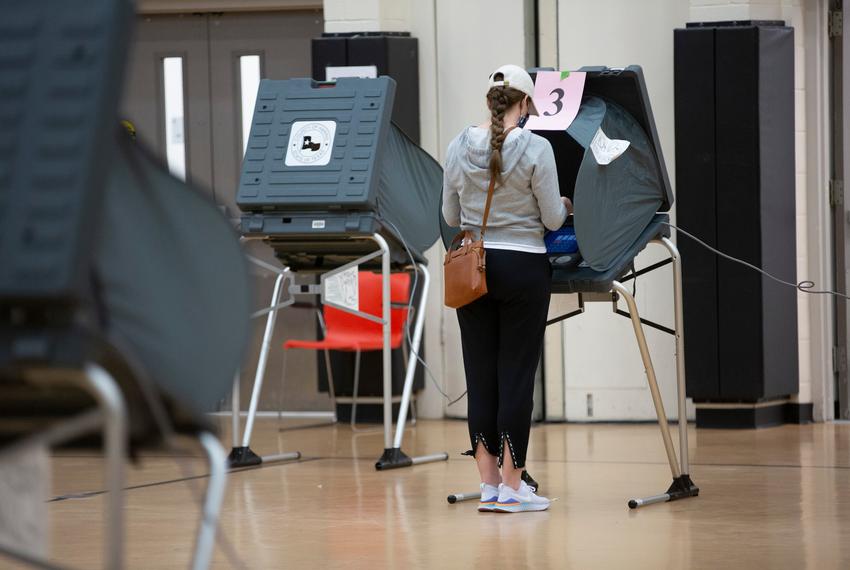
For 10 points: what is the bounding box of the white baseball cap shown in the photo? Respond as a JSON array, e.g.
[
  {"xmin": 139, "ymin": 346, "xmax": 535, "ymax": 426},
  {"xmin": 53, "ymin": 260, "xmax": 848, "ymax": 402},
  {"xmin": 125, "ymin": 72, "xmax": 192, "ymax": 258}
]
[{"xmin": 487, "ymin": 64, "xmax": 539, "ymax": 116}]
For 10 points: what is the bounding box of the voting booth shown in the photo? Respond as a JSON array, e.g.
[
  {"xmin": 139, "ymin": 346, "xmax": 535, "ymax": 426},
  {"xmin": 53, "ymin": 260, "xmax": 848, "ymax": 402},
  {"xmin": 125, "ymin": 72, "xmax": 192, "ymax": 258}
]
[
  {"xmin": 233, "ymin": 77, "xmax": 448, "ymax": 470},
  {"xmin": 442, "ymin": 66, "xmax": 698, "ymax": 508},
  {"xmin": 0, "ymin": 0, "xmax": 248, "ymax": 565}
]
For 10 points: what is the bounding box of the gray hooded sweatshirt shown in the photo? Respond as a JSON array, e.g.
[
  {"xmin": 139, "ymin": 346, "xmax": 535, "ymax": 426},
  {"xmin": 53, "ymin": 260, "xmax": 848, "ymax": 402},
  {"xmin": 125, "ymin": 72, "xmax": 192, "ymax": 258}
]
[{"xmin": 442, "ymin": 126, "xmax": 568, "ymax": 253}]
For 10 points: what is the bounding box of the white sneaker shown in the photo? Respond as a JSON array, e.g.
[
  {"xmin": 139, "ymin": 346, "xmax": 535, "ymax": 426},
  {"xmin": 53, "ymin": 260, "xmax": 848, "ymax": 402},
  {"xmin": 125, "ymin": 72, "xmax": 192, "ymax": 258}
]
[
  {"xmin": 478, "ymin": 483, "xmax": 500, "ymax": 512},
  {"xmin": 493, "ymin": 480, "xmax": 551, "ymax": 513}
]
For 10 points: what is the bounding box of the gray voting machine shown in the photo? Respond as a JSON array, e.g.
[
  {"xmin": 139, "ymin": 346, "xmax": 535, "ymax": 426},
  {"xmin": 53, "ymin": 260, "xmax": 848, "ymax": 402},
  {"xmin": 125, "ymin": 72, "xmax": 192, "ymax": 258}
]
[{"xmin": 232, "ymin": 76, "xmax": 447, "ymax": 471}]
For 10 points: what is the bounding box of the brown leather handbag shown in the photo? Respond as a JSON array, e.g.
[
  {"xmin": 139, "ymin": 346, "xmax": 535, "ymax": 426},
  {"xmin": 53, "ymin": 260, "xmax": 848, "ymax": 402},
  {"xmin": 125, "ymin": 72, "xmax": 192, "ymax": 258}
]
[{"xmin": 443, "ymin": 174, "xmax": 498, "ymax": 309}]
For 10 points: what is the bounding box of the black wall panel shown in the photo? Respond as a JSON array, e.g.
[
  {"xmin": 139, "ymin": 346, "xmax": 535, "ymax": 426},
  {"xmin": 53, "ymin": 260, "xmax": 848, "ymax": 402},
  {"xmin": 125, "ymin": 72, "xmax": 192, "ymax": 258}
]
[
  {"xmin": 715, "ymin": 26, "xmax": 766, "ymax": 398},
  {"xmin": 311, "ymin": 35, "xmax": 346, "ymax": 74},
  {"xmin": 674, "ymin": 27, "xmax": 720, "ymax": 399},
  {"xmin": 756, "ymin": 27, "xmax": 798, "ymax": 399},
  {"xmin": 312, "ymin": 33, "xmax": 420, "ymax": 144},
  {"xmin": 675, "ymin": 22, "xmax": 798, "ymax": 402}
]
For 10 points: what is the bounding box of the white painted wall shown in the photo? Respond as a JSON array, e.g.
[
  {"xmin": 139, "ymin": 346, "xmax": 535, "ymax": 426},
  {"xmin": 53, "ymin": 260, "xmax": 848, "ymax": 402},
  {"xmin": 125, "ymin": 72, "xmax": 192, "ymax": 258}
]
[
  {"xmin": 324, "ymin": 0, "xmax": 830, "ymax": 421},
  {"xmin": 323, "ymin": 0, "xmax": 410, "ymax": 33},
  {"xmin": 556, "ymin": 0, "xmax": 690, "ymax": 420},
  {"xmin": 323, "ymin": 0, "xmax": 529, "ymax": 419},
  {"xmin": 549, "ymin": 0, "xmax": 827, "ymax": 420},
  {"xmin": 433, "ymin": 0, "xmax": 531, "ymax": 418},
  {"xmin": 802, "ymin": 0, "xmax": 834, "ymax": 421}
]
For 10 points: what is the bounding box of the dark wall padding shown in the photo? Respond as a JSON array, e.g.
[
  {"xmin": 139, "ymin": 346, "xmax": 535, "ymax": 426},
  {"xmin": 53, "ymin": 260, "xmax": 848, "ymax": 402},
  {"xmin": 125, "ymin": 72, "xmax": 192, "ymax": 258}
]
[
  {"xmin": 675, "ymin": 22, "xmax": 798, "ymax": 402},
  {"xmin": 674, "ymin": 27, "xmax": 720, "ymax": 399},
  {"xmin": 312, "ymin": 33, "xmax": 420, "ymax": 144}
]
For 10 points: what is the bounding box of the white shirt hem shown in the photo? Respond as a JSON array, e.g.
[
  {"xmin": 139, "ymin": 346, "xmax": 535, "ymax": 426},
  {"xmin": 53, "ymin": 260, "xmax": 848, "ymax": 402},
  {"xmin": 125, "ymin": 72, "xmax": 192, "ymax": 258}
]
[{"xmin": 483, "ymin": 241, "xmax": 547, "ymax": 254}]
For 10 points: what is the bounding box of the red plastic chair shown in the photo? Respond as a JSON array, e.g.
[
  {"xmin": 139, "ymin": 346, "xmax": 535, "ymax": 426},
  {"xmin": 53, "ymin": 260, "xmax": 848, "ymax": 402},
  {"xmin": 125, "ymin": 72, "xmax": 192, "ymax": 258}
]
[{"xmin": 283, "ymin": 271, "xmax": 412, "ymax": 427}]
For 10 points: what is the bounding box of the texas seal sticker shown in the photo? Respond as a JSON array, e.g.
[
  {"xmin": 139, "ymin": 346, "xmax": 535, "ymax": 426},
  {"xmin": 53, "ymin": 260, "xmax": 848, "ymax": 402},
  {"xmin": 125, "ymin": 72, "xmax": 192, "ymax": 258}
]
[{"xmin": 285, "ymin": 120, "xmax": 336, "ymax": 167}]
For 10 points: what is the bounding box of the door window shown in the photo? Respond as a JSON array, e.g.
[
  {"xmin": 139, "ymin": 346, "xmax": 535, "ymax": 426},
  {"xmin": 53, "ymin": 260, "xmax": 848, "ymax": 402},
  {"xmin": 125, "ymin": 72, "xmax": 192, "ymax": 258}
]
[{"xmin": 162, "ymin": 56, "xmax": 187, "ymax": 181}]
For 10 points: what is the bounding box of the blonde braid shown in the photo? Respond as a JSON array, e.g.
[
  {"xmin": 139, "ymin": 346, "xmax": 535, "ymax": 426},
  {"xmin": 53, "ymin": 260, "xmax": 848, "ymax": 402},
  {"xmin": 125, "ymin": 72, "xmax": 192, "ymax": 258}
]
[{"xmin": 486, "ymin": 85, "xmax": 525, "ymax": 183}]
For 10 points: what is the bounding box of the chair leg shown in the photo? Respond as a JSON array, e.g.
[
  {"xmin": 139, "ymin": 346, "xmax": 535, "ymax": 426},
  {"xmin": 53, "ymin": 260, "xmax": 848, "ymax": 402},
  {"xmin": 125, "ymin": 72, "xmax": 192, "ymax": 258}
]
[
  {"xmin": 323, "ymin": 349, "xmax": 338, "ymax": 422},
  {"xmin": 611, "ymin": 281, "xmax": 681, "ymax": 480},
  {"xmin": 279, "ymin": 348, "xmax": 289, "ymax": 423},
  {"xmin": 351, "ymin": 348, "xmax": 362, "ymax": 429},
  {"xmin": 402, "ymin": 336, "xmax": 409, "ymax": 370},
  {"xmin": 192, "ymin": 432, "xmax": 228, "ymax": 570}
]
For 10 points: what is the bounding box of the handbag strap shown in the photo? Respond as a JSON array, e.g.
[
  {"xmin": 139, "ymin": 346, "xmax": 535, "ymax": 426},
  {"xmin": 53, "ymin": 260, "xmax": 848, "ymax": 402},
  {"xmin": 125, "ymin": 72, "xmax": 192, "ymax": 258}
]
[{"xmin": 479, "ymin": 125, "xmax": 517, "ymax": 240}]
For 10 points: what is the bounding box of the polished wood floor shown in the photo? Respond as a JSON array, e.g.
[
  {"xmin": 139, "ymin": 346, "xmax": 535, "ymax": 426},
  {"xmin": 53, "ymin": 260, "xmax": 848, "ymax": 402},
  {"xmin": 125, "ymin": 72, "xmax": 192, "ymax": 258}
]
[{"xmin": 20, "ymin": 418, "xmax": 850, "ymax": 569}]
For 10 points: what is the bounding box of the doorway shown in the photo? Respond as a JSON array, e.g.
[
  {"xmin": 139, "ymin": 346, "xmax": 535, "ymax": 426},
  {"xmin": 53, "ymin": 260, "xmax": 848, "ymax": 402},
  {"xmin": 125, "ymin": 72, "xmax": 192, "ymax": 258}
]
[
  {"xmin": 120, "ymin": 10, "xmax": 329, "ymax": 413},
  {"xmin": 121, "ymin": 10, "xmax": 322, "ymax": 211}
]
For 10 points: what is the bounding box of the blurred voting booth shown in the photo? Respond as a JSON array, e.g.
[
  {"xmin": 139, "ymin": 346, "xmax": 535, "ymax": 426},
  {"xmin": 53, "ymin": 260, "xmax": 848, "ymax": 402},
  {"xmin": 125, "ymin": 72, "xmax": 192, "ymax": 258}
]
[{"xmin": 0, "ymin": 0, "xmax": 251, "ymax": 565}]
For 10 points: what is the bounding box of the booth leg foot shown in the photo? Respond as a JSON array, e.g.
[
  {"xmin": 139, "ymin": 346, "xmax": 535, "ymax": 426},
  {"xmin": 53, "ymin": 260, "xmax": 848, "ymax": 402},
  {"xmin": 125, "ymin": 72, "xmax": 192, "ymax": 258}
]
[
  {"xmin": 375, "ymin": 448, "xmax": 412, "ymax": 470},
  {"xmin": 228, "ymin": 447, "xmax": 302, "ymax": 468},
  {"xmin": 521, "ymin": 470, "xmax": 539, "ymax": 492},
  {"xmin": 628, "ymin": 474, "xmax": 699, "ymax": 509},
  {"xmin": 447, "ymin": 492, "xmax": 481, "ymax": 504},
  {"xmin": 447, "ymin": 470, "xmax": 539, "ymax": 505},
  {"xmin": 227, "ymin": 446, "xmax": 262, "ymax": 468},
  {"xmin": 666, "ymin": 474, "xmax": 700, "ymax": 501},
  {"xmin": 375, "ymin": 448, "xmax": 448, "ymax": 470}
]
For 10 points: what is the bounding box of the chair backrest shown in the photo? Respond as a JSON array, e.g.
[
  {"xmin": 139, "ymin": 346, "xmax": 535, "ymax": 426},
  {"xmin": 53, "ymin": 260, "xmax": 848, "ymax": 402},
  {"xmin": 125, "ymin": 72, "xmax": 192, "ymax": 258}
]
[{"xmin": 323, "ymin": 272, "xmax": 411, "ymax": 343}]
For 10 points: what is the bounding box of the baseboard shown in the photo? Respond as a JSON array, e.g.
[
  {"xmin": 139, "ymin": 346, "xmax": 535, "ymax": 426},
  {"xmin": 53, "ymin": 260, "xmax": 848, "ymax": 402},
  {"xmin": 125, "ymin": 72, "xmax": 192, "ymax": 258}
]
[
  {"xmin": 785, "ymin": 403, "xmax": 814, "ymax": 424},
  {"xmin": 334, "ymin": 402, "xmax": 404, "ymax": 424},
  {"xmin": 695, "ymin": 401, "xmax": 813, "ymax": 429}
]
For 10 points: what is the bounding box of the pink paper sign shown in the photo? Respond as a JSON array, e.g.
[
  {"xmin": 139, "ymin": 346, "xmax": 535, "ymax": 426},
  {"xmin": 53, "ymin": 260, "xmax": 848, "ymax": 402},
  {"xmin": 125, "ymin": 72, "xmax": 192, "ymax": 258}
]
[{"xmin": 524, "ymin": 71, "xmax": 586, "ymax": 131}]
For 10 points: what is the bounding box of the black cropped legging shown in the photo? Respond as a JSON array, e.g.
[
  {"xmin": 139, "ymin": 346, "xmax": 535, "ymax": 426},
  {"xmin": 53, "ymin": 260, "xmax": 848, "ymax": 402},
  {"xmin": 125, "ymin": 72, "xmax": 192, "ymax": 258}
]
[{"xmin": 456, "ymin": 249, "xmax": 552, "ymax": 469}]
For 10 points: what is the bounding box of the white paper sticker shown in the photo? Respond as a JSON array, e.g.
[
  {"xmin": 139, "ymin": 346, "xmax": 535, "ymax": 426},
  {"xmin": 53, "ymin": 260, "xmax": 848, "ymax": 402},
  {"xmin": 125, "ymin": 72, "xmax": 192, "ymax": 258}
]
[
  {"xmin": 323, "ymin": 266, "xmax": 359, "ymax": 312},
  {"xmin": 590, "ymin": 127, "xmax": 630, "ymax": 165},
  {"xmin": 326, "ymin": 65, "xmax": 378, "ymax": 80},
  {"xmin": 285, "ymin": 121, "xmax": 336, "ymax": 167},
  {"xmin": 312, "ymin": 220, "xmax": 326, "ymax": 229}
]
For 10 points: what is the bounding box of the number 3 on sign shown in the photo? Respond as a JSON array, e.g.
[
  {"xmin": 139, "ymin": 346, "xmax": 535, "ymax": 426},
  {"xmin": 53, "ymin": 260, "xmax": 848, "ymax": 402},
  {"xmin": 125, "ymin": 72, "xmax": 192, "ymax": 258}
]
[{"xmin": 523, "ymin": 71, "xmax": 586, "ymax": 131}]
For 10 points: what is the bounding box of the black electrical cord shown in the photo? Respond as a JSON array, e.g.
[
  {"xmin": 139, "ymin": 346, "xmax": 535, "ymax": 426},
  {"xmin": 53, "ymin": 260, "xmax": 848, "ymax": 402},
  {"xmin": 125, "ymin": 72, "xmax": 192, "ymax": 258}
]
[
  {"xmin": 664, "ymin": 222, "xmax": 850, "ymax": 301},
  {"xmin": 383, "ymin": 219, "xmax": 467, "ymax": 406},
  {"xmin": 379, "ymin": 215, "xmax": 847, "ymax": 409}
]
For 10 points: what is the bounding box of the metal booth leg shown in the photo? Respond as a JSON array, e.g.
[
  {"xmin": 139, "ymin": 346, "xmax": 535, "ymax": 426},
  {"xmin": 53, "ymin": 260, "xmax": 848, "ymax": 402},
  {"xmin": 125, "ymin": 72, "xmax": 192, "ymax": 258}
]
[
  {"xmin": 375, "ymin": 261, "xmax": 448, "ymax": 470},
  {"xmin": 612, "ymin": 278, "xmax": 698, "ymax": 508},
  {"xmin": 192, "ymin": 432, "xmax": 228, "ymax": 570},
  {"xmin": 82, "ymin": 364, "xmax": 128, "ymax": 570},
  {"xmin": 229, "ymin": 272, "xmax": 301, "ymax": 468},
  {"xmin": 659, "ymin": 237, "xmax": 691, "ymax": 478},
  {"xmin": 351, "ymin": 348, "xmax": 362, "ymax": 428},
  {"xmin": 322, "ymin": 347, "xmax": 339, "ymax": 422},
  {"xmin": 231, "ymin": 371, "xmax": 240, "ymax": 449}
]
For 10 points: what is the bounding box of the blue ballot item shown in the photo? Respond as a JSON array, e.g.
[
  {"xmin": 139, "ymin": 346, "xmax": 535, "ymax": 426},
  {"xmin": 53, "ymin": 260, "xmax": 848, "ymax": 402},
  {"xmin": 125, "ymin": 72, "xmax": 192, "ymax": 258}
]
[{"xmin": 544, "ymin": 220, "xmax": 579, "ymax": 254}]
